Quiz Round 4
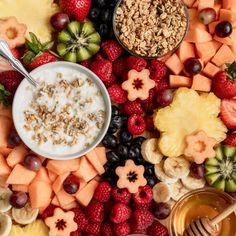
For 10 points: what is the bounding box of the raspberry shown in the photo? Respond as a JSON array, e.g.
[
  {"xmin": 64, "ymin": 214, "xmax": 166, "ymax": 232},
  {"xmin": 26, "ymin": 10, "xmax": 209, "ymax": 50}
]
[
  {"xmin": 127, "ymin": 114, "xmax": 146, "ymax": 135},
  {"xmin": 101, "ymin": 40, "xmax": 124, "ymax": 62},
  {"xmin": 145, "ymin": 115, "xmax": 155, "ymax": 131},
  {"xmin": 104, "ymin": 200, "xmax": 114, "ymax": 215},
  {"xmin": 101, "ymin": 221, "xmax": 113, "ymax": 236},
  {"xmin": 83, "ymin": 221, "xmax": 101, "ymax": 235},
  {"xmin": 110, "ymin": 203, "xmax": 131, "ymax": 223},
  {"xmin": 113, "ymin": 221, "xmax": 131, "ymax": 236},
  {"xmin": 132, "ymin": 210, "xmax": 154, "ymax": 230},
  {"xmin": 133, "ymin": 201, "xmax": 152, "ymax": 211},
  {"xmin": 94, "ymin": 181, "xmax": 112, "ymax": 203},
  {"xmin": 133, "ymin": 185, "xmax": 153, "ymax": 205},
  {"xmin": 141, "ymin": 88, "xmax": 157, "ymax": 112},
  {"xmin": 41, "ymin": 204, "xmax": 57, "ymax": 220},
  {"xmin": 80, "ymin": 59, "xmax": 92, "ymax": 68},
  {"xmin": 70, "ymin": 231, "xmax": 81, "ymax": 236},
  {"xmin": 147, "ymin": 220, "xmax": 168, "ymax": 236},
  {"xmin": 147, "ymin": 60, "xmax": 168, "ymax": 79},
  {"xmin": 131, "ymin": 227, "xmax": 147, "ymax": 235},
  {"xmin": 140, "ymin": 88, "xmax": 156, "ymax": 104},
  {"xmin": 103, "ymin": 73, "xmax": 117, "ymax": 87},
  {"xmin": 121, "ymin": 70, "xmax": 128, "ymax": 81},
  {"xmin": 153, "ymin": 74, "xmax": 169, "ymax": 92},
  {"xmin": 85, "ymin": 200, "xmax": 104, "ymax": 223},
  {"xmin": 108, "ymin": 84, "xmax": 127, "ymax": 104},
  {"xmin": 127, "ymin": 56, "xmax": 147, "ymax": 71},
  {"xmin": 72, "ymin": 208, "xmax": 89, "ymax": 231},
  {"xmin": 111, "ymin": 187, "xmax": 131, "ymax": 205},
  {"xmin": 113, "ymin": 58, "xmax": 127, "ymax": 77},
  {"xmin": 123, "ymin": 101, "xmax": 144, "ymax": 115}
]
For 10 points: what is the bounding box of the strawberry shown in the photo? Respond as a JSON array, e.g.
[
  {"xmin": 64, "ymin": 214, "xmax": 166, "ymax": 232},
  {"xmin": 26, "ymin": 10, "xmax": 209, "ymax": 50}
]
[
  {"xmin": 113, "ymin": 58, "xmax": 127, "ymax": 77},
  {"xmin": 212, "ymin": 61, "xmax": 236, "ymax": 99},
  {"xmin": 224, "ymin": 133, "xmax": 236, "ymax": 147},
  {"xmin": 11, "ymin": 48, "xmax": 21, "ymax": 60},
  {"xmin": 123, "ymin": 101, "xmax": 144, "ymax": 115},
  {"xmin": 60, "ymin": 0, "xmax": 91, "ymax": 22},
  {"xmin": 108, "ymin": 84, "xmax": 127, "ymax": 104},
  {"xmin": 220, "ymin": 99, "xmax": 236, "ymax": 130},
  {"xmin": 101, "ymin": 40, "xmax": 124, "ymax": 62},
  {"xmin": 23, "ymin": 32, "xmax": 57, "ymax": 70},
  {"xmin": 127, "ymin": 56, "xmax": 147, "ymax": 71},
  {"xmin": 147, "ymin": 220, "xmax": 168, "ymax": 236}
]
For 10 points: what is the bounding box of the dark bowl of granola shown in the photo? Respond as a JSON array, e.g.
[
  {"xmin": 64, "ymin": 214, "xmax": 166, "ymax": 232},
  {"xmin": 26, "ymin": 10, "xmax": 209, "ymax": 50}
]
[{"xmin": 113, "ymin": 0, "xmax": 189, "ymax": 59}]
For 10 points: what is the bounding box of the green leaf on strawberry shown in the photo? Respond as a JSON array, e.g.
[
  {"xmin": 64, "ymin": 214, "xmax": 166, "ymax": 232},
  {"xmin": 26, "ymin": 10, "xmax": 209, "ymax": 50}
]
[
  {"xmin": 226, "ymin": 61, "xmax": 236, "ymax": 80},
  {"xmin": 0, "ymin": 84, "xmax": 11, "ymax": 106}
]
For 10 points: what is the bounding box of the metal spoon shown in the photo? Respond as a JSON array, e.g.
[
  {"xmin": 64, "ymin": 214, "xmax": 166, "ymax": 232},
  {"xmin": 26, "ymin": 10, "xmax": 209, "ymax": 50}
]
[{"xmin": 0, "ymin": 39, "xmax": 38, "ymax": 87}]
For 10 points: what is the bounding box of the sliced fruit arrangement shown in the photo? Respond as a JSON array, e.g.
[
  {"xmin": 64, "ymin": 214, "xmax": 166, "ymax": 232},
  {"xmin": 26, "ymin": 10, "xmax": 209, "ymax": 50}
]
[{"xmin": 57, "ymin": 21, "xmax": 101, "ymax": 62}]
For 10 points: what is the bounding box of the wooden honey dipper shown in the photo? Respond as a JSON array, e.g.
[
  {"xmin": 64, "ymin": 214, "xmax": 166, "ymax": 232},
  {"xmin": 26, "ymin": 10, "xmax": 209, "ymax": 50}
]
[{"xmin": 184, "ymin": 201, "xmax": 236, "ymax": 236}]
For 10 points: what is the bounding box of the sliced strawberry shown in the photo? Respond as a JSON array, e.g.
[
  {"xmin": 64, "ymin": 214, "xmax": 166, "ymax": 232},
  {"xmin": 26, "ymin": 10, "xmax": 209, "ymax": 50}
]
[
  {"xmin": 220, "ymin": 99, "xmax": 236, "ymax": 130},
  {"xmin": 224, "ymin": 133, "xmax": 236, "ymax": 147}
]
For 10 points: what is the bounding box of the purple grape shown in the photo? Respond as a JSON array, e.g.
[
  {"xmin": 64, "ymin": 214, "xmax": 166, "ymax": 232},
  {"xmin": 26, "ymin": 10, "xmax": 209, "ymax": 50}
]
[
  {"xmin": 215, "ymin": 21, "xmax": 232, "ymax": 38},
  {"xmin": 50, "ymin": 12, "xmax": 70, "ymax": 31},
  {"xmin": 184, "ymin": 58, "xmax": 202, "ymax": 76},
  {"xmin": 63, "ymin": 175, "xmax": 80, "ymax": 194},
  {"xmin": 156, "ymin": 89, "xmax": 173, "ymax": 107},
  {"xmin": 152, "ymin": 202, "xmax": 171, "ymax": 219},
  {"xmin": 198, "ymin": 8, "xmax": 216, "ymax": 25},
  {"xmin": 24, "ymin": 154, "xmax": 42, "ymax": 171},
  {"xmin": 190, "ymin": 163, "xmax": 205, "ymax": 179},
  {"xmin": 10, "ymin": 192, "xmax": 28, "ymax": 209},
  {"xmin": 8, "ymin": 127, "xmax": 21, "ymax": 147}
]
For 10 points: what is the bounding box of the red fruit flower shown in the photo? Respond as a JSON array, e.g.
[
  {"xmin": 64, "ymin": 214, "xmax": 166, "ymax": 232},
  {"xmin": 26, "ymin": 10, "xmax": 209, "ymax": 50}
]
[
  {"xmin": 127, "ymin": 114, "xmax": 146, "ymax": 135},
  {"xmin": 101, "ymin": 40, "xmax": 124, "ymax": 62},
  {"xmin": 110, "ymin": 203, "xmax": 131, "ymax": 223},
  {"xmin": 123, "ymin": 101, "xmax": 144, "ymax": 115},
  {"xmin": 111, "ymin": 187, "xmax": 131, "ymax": 205},
  {"xmin": 108, "ymin": 84, "xmax": 127, "ymax": 104},
  {"xmin": 127, "ymin": 56, "xmax": 147, "ymax": 71},
  {"xmin": 94, "ymin": 181, "xmax": 112, "ymax": 203}
]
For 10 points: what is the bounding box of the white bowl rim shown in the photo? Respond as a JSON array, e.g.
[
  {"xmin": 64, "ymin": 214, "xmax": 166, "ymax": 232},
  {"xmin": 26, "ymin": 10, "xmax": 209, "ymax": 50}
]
[{"xmin": 12, "ymin": 61, "xmax": 111, "ymax": 160}]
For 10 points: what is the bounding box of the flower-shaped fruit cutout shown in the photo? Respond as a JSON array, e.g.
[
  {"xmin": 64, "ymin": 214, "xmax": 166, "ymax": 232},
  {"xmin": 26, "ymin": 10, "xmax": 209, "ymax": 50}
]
[
  {"xmin": 115, "ymin": 159, "xmax": 147, "ymax": 193},
  {"xmin": 0, "ymin": 17, "xmax": 27, "ymax": 48},
  {"xmin": 45, "ymin": 208, "xmax": 78, "ymax": 236},
  {"xmin": 184, "ymin": 130, "xmax": 217, "ymax": 164},
  {"xmin": 122, "ymin": 69, "xmax": 155, "ymax": 101}
]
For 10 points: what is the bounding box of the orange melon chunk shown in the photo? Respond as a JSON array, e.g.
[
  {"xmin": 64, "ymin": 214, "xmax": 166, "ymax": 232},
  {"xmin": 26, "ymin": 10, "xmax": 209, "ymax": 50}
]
[
  {"xmin": 0, "ymin": 146, "xmax": 12, "ymax": 156},
  {"xmin": 0, "ymin": 176, "xmax": 8, "ymax": 188},
  {"xmin": 46, "ymin": 159, "xmax": 80, "ymax": 175},
  {"xmin": 12, "ymin": 184, "xmax": 28, "ymax": 192},
  {"xmin": 86, "ymin": 149, "xmax": 105, "ymax": 175},
  {"xmin": 52, "ymin": 172, "xmax": 70, "ymax": 193},
  {"xmin": 198, "ymin": 0, "xmax": 214, "ymax": 11},
  {"xmin": 6, "ymin": 144, "xmax": 28, "ymax": 168},
  {"xmin": 176, "ymin": 41, "xmax": 195, "ymax": 63},
  {"xmin": 33, "ymin": 167, "xmax": 51, "ymax": 184},
  {"xmin": 219, "ymin": 9, "xmax": 236, "ymax": 22},
  {"xmin": 61, "ymin": 201, "xmax": 78, "ymax": 211},
  {"xmin": 73, "ymin": 156, "xmax": 98, "ymax": 182},
  {"xmin": 185, "ymin": 28, "xmax": 212, "ymax": 43},
  {"xmin": 203, "ymin": 62, "xmax": 221, "ymax": 78},
  {"xmin": 6, "ymin": 164, "xmax": 36, "ymax": 185},
  {"xmin": 223, "ymin": 0, "xmax": 233, "ymax": 9},
  {"xmin": 192, "ymin": 0, "xmax": 199, "ymax": 8},
  {"xmin": 211, "ymin": 44, "xmax": 236, "ymax": 66},
  {"xmin": 184, "ymin": 0, "xmax": 195, "ymax": 7},
  {"xmin": 0, "ymin": 104, "xmax": 12, "ymax": 119},
  {"xmin": 75, "ymin": 179, "xmax": 99, "ymax": 207},
  {"xmin": 0, "ymin": 116, "xmax": 12, "ymax": 147},
  {"xmin": 95, "ymin": 147, "xmax": 107, "ymax": 166},
  {"xmin": 165, "ymin": 53, "xmax": 184, "ymax": 75},
  {"xmin": 56, "ymin": 189, "xmax": 75, "ymax": 206},
  {"xmin": 169, "ymin": 75, "xmax": 192, "ymax": 88},
  {"xmin": 208, "ymin": 21, "xmax": 220, "ymax": 34},
  {"xmin": 29, "ymin": 181, "xmax": 52, "ymax": 209},
  {"xmin": 51, "ymin": 195, "xmax": 60, "ymax": 206},
  {"xmin": 188, "ymin": 8, "xmax": 207, "ymax": 31},
  {"xmin": 214, "ymin": 4, "xmax": 222, "ymax": 19},
  {"xmin": 39, "ymin": 198, "xmax": 52, "ymax": 214},
  {"xmin": 213, "ymin": 35, "xmax": 233, "ymax": 45},
  {"xmin": 191, "ymin": 74, "xmax": 212, "ymax": 92},
  {"xmin": 230, "ymin": 42, "xmax": 236, "ymax": 55},
  {"xmin": 0, "ymin": 153, "xmax": 11, "ymax": 177},
  {"xmin": 48, "ymin": 171, "xmax": 57, "ymax": 182}
]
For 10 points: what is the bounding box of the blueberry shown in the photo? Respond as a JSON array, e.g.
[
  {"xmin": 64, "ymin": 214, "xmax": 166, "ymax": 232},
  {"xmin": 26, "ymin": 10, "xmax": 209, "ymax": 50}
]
[
  {"xmin": 109, "ymin": 0, "xmax": 119, "ymax": 7},
  {"xmin": 135, "ymin": 157, "xmax": 145, "ymax": 165},
  {"xmin": 115, "ymin": 144, "xmax": 129, "ymax": 159},
  {"xmin": 145, "ymin": 175, "xmax": 158, "ymax": 187},
  {"xmin": 132, "ymin": 136, "xmax": 146, "ymax": 147},
  {"xmin": 102, "ymin": 134, "xmax": 117, "ymax": 149},
  {"xmin": 95, "ymin": 0, "xmax": 107, "ymax": 7},
  {"xmin": 106, "ymin": 151, "xmax": 120, "ymax": 163},
  {"xmin": 144, "ymin": 163, "xmax": 154, "ymax": 176},
  {"xmin": 129, "ymin": 145, "xmax": 141, "ymax": 160},
  {"xmin": 89, "ymin": 7, "xmax": 101, "ymax": 20},
  {"xmin": 112, "ymin": 105, "xmax": 120, "ymax": 117},
  {"xmin": 120, "ymin": 114, "xmax": 128, "ymax": 128},
  {"xmin": 110, "ymin": 115, "xmax": 122, "ymax": 129},
  {"xmin": 97, "ymin": 23, "xmax": 110, "ymax": 38},
  {"xmin": 107, "ymin": 125, "xmax": 117, "ymax": 134},
  {"xmin": 99, "ymin": 8, "xmax": 112, "ymax": 23},
  {"xmin": 104, "ymin": 175, "xmax": 118, "ymax": 186},
  {"xmin": 120, "ymin": 130, "xmax": 133, "ymax": 143}
]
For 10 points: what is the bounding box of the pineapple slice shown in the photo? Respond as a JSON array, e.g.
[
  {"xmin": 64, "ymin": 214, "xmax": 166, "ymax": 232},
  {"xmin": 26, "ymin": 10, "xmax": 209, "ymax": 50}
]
[
  {"xmin": 154, "ymin": 88, "xmax": 227, "ymax": 157},
  {"xmin": 0, "ymin": 0, "xmax": 59, "ymax": 42}
]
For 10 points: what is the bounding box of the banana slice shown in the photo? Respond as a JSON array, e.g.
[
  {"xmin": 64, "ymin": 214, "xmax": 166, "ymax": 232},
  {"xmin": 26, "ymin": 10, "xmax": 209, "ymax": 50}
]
[
  {"xmin": 153, "ymin": 182, "xmax": 172, "ymax": 203},
  {"xmin": 163, "ymin": 156, "xmax": 190, "ymax": 179},
  {"xmin": 12, "ymin": 203, "xmax": 39, "ymax": 225},
  {"xmin": 141, "ymin": 138, "xmax": 163, "ymax": 164},
  {"xmin": 170, "ymin": 180, "xmax": 189, "ymax": 201},
  {"xmin": 0, "ymin": 212, "xmax": 12, "ymax": 236},
  {"xmin": 167, "ymin": 199, "xmax": 176, "ymax": 209},
  {"xmin": 0, "ymin": 187, "xmax": 12, "ymax": 213},
  {"xmin": 154, "ymin": 161, "xmax": 178, "ymax": 184},
  {"xmin": 181, "ymin": 175, "xmax": 206, "ymax": 190}
]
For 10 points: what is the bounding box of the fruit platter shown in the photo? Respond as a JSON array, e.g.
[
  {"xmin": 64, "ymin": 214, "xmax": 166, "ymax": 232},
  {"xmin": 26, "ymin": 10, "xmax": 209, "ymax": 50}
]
[{"xmin": 0, "ymin": 0, "xmax": 236, "ymax": 235}]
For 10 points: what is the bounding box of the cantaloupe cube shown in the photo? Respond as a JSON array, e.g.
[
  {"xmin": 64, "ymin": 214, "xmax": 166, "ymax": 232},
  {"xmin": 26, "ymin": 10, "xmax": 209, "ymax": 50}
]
[
  {"xmin": 39, "ymin": 198, "xmax": 52, "ymax": 214},
  {"xmin": 0, "ymin": 154, "xmax": 11, "ymax": 177},
  {"xmin": 192, "ymin": 0, "xmax": 199, "ymax": 8},
  {"xmin": 12, "ymin": 184, "xmax": 28, "ymax": 192},
  {"xmin": 86, "ymin": 149, "xmax": 105, "ymax": 175},
  {"xmin": 73, "ymin": 156, "xmax": 98, "ymax": 182},
  {"xmin": 61, "ymin": 201, "xmax": 78, "ymax": 211},
  {"xmin": 211, "ymin": 44, "xmax": 236, "ymax": 66},
  {"xmin": 220, "ymin": 9, "xmax": 236, "ymax": 22},
  {"xmin": 0, "ymin": 147, "xmax": 12, "ymax": 156},
  {"xmin": 165, "ymin": 54, "xmax": 184, "ymax": 75},
  {"xmin": 0, "ymin": 116, "xmax": 12, "ymax": 147},
  {"xmin": 208, "ymin": 21, "xmax": 220, "ymax": 34},
  {"xmin": 0, "ymin": 104, "xmax": 12, "ymax": 119},
  {"xmin": 230, "ymin": 42, "xmax": 236, "ymax": 54},
  {"xmin": 230, "ymin": 30, "xmax": 236, "ymax": 41},
  {"xmin": 184, "ymin": 0, "xmax": 195, "ymax": 7},
  {"xmin": 29, "ymin": 181, "xmax": 52, "ymax": 209},
  {"xmin": 191, "ymin": 74, "xmax": 212, "ymax": 92},
  {"xmin": 94, "ymin": 147, "xmax": 107, "ymax": 166},
  {"xmin": 51, "ymin": 195, "xmax": 60, "ymax": 206},
  {"xmin": 75, "ymin": 179, "xmax": 99, "ymax": 207},
  {"xmin": 46, "ymin": 159, "xmax": 80, "ymax": 175},
  {"xmin": 6, "ymin": 164, "xmax": 36, "ymax": 185},
  {"xmin": 188, "ymin": 8, "xmax": 198, "ymax": 21},
  {"xmin": 213, "ymin": 4, "xmax": 222, "ymax": 19},
  {"xmin": 188, "ymin": 8, "xmax": 207, "ymax": 31},
  {"xmin": 33, "ymin": 167, "xmax": 51, "ymax": 184},
  {"xmin": 169, "ymin": 75, "xmax": 192, "ymax": 88},
  {"xmin": 185, "ymin": 28, "xmax": 212, "ymax": 43},
  {"xmin": 0, "ymin": 176, "xmax": 8, "ymax": 188},
  {"xmin": 198, "ymin": 0, "xmax": 214, "ymax": 11},
  {"xmin": 213, "ymin": 35, "xmax": 233, "ymax": 45},
  {"xmin": 223, "ymin": 0, "xmax": 233, "ymax": 9},
  {"xmin": 176, "ymin": 41, "xmax": 195, "ymax": 63},
  {"xmin": 56, "ymin": 189, "xmax": 75, "ymax": 206},
  {"xmin": 52, "ymin": 172, "xmax": 70, "ymax": 193},
  {"xmin": 6, "ymin": 144, "xmax": 28, "ymax": 168},
  {"xmin": 48, "ymin": 171, "xmax": 57, "ymax": 182},
  {"xmin": 203, "ymin": 62, "xmax": 221, "ymax": 78}
]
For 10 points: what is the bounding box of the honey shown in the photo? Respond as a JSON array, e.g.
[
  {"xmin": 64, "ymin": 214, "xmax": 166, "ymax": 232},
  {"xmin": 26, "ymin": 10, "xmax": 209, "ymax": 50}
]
[{"xmin": 169, "ymin": 188, "xmax": 236, "ymax": 236}]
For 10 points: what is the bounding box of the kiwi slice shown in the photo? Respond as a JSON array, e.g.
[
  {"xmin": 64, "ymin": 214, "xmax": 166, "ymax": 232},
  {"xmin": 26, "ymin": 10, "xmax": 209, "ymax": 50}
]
[
  {"xmin": 57, "ymin": 21, "xmax": 101, "ymax": 63},
  {"xmin": 205, "ymin": 145, "xmax": 236, "ymax": 192}
]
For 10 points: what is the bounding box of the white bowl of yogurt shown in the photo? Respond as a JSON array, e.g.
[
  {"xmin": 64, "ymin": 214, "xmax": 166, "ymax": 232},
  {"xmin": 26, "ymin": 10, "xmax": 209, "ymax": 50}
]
[{"xmin": 12, "ymin": 62, "xmax": 111, "ymax": 160}]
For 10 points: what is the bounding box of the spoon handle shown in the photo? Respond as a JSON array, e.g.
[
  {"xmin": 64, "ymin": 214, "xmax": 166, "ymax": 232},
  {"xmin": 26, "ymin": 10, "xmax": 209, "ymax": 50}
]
[{"xmin": 0, "ymin": 39, "xmax": 38, "ymax": 87}]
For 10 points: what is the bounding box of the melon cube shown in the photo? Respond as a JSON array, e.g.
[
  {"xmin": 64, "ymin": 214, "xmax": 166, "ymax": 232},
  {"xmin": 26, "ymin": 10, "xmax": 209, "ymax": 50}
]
[
  {"xmin": 0, "ymin": 153, "xmax": 11, "ymax": 177},
  {"xmin": 191, "ymin": 74, "xmax": 212, "ymax": 92},
  {"xmin": 185, "ymin": 28, "xmax": 212, "ymax": 43},
  {"xmin": 188, "ymin": 8, "xmax": 207, "ymax": 31},
  {"xmin": 169, "ymin": 75, "xmax": 192, "ymax": 88},
  {"xmin": 0, "ymin": 176, "xmax": 8, "ymax": 188},
  {"xmin": 52, "ymin": 172, "xmax": 70, "ymax": 193},
  {"xmin": 61, "ymin": 201, "xmax": 78, "ymax": 211},
  {"xmin": 39, "ymin": 198, "xmax": 52, "ymax": 214},
  {"xmin": 86, "ymin": 149, "xmax": 105, "ymax": 175},
  {"xmin": 192, "ymin": 0, "xmax": 199, "ymax": 8},
  {"xmin": 165, "ymin": 54, "xmax": 184, "ymax": 75},
  {"xmin": 6, "ymin": 144, "xmax": 28, "ymax": 168},
  {"xmin": 0, "ymin": 104, "xmax": 12, "ymax": 119},
  {"xmin": 211, "ymin": 44, "xmax": 236, "ymax": 66},
  {"xmin": 0, "ymin": 116, "xmax": 12, "ymax": 147},
  {"xmin": 184, "ymin": 0, "xmax": 195, "ymax": 7},
  {"xmin": 208, "ymin": 21, "xmax": 220, "ymax": 34},
  {"xmin": 56, "ymin": 189, "xmax": 75, "ymax": 206},
  {"xmin": 230, "ymin": 42, "xmax": 236, "ymax": 54},
  {"xmin": 213, "ymin": 35, "xmax": 233, "ymax": 45},
  {"xmin": 203, "ymin": 62, "xmax": 221, "ymax": 78},
  {"xmin": 12, "ymin": 184, "xmax": 28, "ymax": 192},
  {"xmin": 188, "ymin": 8, "xmax": 198, "ymax": 21},
  {"xmin": 6, "ymin": 164, "xmax": 36, "ymax": 185},
  {"xmin": 0, "ymin": 147, "xmax": 12, "ymax": 156},
  {"xmin": 29, "ymin": 181, "xmax": 52, "ymax": 209},
  {"xmin": 214, "ymin": 4, "xmax": 222, "ymax": 19},
  {"xmin": 94, "ymin": 147, "xmax": 107, "ymax": 166},
  {"xmin": 176, "ymin": 41, "xmax": 195, "ymax": 63},
  {"xmin": 51, "ymin": 195, "xmax": 60, "ymax": 206},
  {"xmin": 48, "ymin": 171, "xmax": 57, "ymax": 182},
  {"xmin": 220, "ymin": 9, "xmax": 236, "ymax": 22},
  {"xmin": 33, "ymin": 167, "xmax": 51, "ymax": 184},
  {"xmin": 223, "ymin": 0, "xmax": 233, "ymax": 9},
  {"xmin": 198, "ymin": 0, "xmax": 214, "ymax": 11}
]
